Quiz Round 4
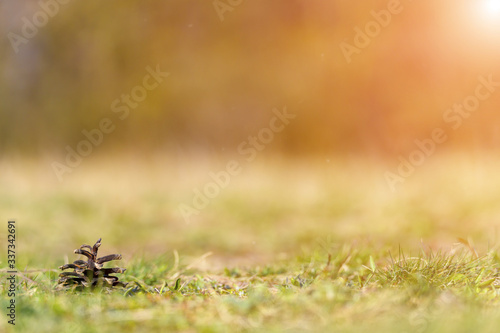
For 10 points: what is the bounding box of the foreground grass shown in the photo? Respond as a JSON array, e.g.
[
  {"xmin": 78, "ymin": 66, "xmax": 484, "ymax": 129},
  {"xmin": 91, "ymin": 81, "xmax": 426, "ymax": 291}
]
[
  {"xmin": 2, "ymin": 155, "xmax": 500, "ymax": 331},
  {"xmin": 1, "ymin": 245, "xmax": 499, "ymax": 332}
]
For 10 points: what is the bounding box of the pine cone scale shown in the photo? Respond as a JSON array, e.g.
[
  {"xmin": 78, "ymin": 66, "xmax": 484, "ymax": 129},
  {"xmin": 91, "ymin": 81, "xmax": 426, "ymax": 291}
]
[{"xmin": 58, "ymin": 238, "xmax": 127, "ymax": 290}]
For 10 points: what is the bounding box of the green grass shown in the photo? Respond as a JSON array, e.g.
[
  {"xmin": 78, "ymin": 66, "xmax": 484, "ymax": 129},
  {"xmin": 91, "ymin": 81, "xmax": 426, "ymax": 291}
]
[
  {"xmin": 1, "ymin": 155, "xmax": 500, "ymax": 332},
  {"xmin": 2, "ymin": 245, "xmax": 500, "ymax": 332}
]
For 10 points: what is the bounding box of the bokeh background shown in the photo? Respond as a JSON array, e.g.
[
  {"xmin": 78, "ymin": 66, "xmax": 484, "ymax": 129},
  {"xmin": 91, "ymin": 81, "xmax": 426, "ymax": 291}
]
[{"xmin": 2, "ymin": 0, "xmax": 500, "ymax": 266}]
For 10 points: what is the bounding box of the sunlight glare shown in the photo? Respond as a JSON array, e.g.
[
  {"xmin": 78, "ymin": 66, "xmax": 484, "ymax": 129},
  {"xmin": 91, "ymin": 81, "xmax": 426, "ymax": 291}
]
[{"xmin": 479, "ymin": 0, "xmax": 500, "ymax": 19}]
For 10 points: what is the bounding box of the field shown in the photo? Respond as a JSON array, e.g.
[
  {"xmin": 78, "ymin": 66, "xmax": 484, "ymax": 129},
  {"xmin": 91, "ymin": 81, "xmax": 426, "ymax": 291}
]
[
  {"xmin": 1, "ymin": 154, "xmax": 500, "ymax": 332},
  {"xmin": 2, "ymin": 1, "xmax": 500, "ymax": 332}
]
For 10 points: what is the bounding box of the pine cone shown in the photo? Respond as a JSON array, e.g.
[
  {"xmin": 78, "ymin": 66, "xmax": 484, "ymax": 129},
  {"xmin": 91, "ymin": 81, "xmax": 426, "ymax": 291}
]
[{"xmin": 58, "ymin": 238, "xmax": 127, "ymax": 289}]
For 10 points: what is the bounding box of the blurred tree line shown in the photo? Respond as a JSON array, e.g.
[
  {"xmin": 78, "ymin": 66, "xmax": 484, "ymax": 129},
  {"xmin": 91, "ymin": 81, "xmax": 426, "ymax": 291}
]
[{"xmin": 1, "ymin": 0, "xmax": 500, "ymax": 158}]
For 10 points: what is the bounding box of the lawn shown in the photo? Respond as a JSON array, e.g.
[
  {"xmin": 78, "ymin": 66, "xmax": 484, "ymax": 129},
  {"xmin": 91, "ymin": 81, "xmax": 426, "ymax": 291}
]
[{"xmin": 1, "ymin": 154, "xmax": 500, "ymax": 332}]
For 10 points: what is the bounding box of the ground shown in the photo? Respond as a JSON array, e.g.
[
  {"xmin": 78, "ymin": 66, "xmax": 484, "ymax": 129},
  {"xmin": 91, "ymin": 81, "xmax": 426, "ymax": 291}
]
[{"xmin": 1, "ymin": 154, "xmax": 500, "ymax": 332}]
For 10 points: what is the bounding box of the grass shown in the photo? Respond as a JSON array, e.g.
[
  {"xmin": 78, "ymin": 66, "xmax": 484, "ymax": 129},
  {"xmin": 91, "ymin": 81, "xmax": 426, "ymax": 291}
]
[
  {"xmin": 1, "ymin": 154, "xmax": 500, "ymax": 332},
  {"xmin": 2, "ymin": 245, "xmax": 500, "ymax": 332}
]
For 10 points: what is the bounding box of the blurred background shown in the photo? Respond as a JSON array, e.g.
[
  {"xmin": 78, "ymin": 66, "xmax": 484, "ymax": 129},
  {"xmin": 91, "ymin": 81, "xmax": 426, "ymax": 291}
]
[{"xmin": 2, "ymin": 0, "xmax": 500, "ymax": 266}]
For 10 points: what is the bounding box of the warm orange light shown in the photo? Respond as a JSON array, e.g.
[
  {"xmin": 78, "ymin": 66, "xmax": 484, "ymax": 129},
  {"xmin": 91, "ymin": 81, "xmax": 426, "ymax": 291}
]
[{"xmin": 478, "ymin": 0, "xmax": 500, "ymax": 20}]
